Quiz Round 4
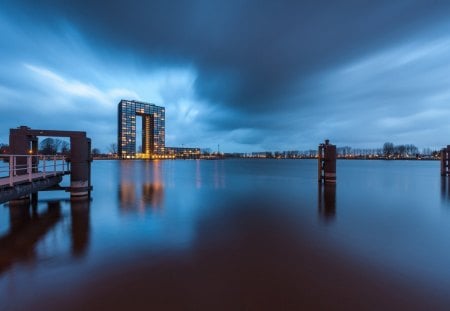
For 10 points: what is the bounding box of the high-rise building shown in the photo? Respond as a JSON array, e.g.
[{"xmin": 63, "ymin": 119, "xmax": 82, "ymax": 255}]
[{"xmin": 118, "ymin": 100, "xmax": 165, "ymax": 158}]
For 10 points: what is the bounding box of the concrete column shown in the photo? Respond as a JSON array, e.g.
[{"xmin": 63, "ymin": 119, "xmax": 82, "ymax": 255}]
[
  {"xmin": 318, "ymin": 140, "xmax": 336, "ymax": 183},
  {"xmin": 440, "ymin": 145, "xmax": 450, "ymax": 176},
  {"xmin": 324, "ymin": 142, "xmax": 336, "ymax": 183},
  {"xmin": 70, "ymin": 136, "xmax": 92, "ymax": 198},
  {"xmin": 31, "ymin": 137, "xmax": 38, "ymax": 173},
  {"xmin": 9, "ymin": 127, "xmax": 32, "ymax": 176}
]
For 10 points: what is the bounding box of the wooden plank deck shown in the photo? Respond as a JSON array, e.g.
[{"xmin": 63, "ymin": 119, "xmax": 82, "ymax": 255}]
[{"xmin": 0, "ymin": 171, "xmax": 68, "ymax": 188}]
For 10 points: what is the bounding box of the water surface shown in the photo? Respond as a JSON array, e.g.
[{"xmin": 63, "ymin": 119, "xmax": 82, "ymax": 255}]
[{"xmin": 1, "ymin": 159, "xmax": 449, "ymax": 310}]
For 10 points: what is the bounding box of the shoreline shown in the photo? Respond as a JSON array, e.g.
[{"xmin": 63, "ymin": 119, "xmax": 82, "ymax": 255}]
[{"xmin": 92, "ymin": 157, "xmax": 440, "ymax": 161}]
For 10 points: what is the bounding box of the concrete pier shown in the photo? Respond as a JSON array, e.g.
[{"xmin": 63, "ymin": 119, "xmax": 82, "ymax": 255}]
[
  {"xmin": 4, "ymin": 126, "xmax": 92, "ymax": 201},
  {"xmin": 0, "ymin": 175, "xmax": 62, "ymax": 204}
]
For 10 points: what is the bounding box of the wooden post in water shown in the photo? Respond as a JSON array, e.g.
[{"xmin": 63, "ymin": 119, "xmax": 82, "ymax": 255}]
[
  {"xmin": 441, "ymin": 145, "xmax": 450, "ymax": 176},
  {"xmin": 318, "ymin": 139, "xmax": 336, "ymax": 183}
]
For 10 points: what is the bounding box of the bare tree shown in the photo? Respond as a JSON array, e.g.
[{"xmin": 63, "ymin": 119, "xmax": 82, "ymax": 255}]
[
  {"xmin": 61, "ymin": 140, "xmax": 70, "ymax": 155},
  {"xmin": 92, "ymin": 148, "xmax": 101, "ymax": 156},
  {"xmin": 40, "ymin": 138, "xmax": 57, "ymax": 154},
  {"xmin": 53, "ymin": 139, "xmax": 61, "ymax": 152},
  {"xmin": 108, "ymin": 143, "xmax": 117, "ymax": 154},
  {"xmin": 405, "ymin": 144, "xmax": 418, "ymax": 156},
  {"xmin": 396, "ymin": 145, "xmax": 406, "ymax": 157},
  {"xmin": 383, "ymin": 142, "xmax": 394, "ymax": 157}
]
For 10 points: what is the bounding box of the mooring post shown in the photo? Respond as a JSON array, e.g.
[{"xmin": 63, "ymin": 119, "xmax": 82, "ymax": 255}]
[
  {"xmin": 318, "ymin": 139, "xmax": 336, "ymax": 183},
  {"xmin": 441, "ymin": 145, "xmax": 450, "ymax": 176},
  {"xmin": 318, "ymin": 143, "xmax": 323, "ymax": 182}
]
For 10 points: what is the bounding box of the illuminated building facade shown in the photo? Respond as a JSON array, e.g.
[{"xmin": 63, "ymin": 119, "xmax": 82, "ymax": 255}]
[
  {"xmin": 165, "ymin": 147, "xmax": 201, "ymax": 159},
  {"xmin": 118, "ymin": 100, "xmax": 165, "ymax": 158}
]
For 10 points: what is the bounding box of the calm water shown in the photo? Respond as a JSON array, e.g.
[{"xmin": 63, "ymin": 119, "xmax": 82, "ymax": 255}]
[{"xmin": 1, "ymin": 159, "xmax": 450, "ymax": 310}]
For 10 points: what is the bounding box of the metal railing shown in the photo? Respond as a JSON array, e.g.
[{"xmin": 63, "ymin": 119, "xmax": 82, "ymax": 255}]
[{"xmin": 0, "ymin": 154, "xmax": 70, "ymax": 187}]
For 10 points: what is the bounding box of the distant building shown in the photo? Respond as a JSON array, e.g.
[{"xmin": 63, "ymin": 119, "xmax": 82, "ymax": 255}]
[
  {"xmin": 165, "ymin": 147, "xmax": 200, "ymax": 158},
  {"xmin": 118, "ymin": 100, "xmax": 165, "ymax": 158}
]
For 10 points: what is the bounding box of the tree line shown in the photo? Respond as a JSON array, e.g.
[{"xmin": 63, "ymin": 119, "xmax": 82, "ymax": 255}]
[
  {"xmin": 39, "ymin": 138, "xmax": 70, "ymax": 155},
  {"xmin": 382, "ymin": 142, "xmax": 419, "ymax": 157},
  {"xmin": 0, "ymin": 140, "xmax": 441, "ymax": 158},
  {"xmin": 336, "ymin": 142, "xmax": 433, "ymax": 158}
]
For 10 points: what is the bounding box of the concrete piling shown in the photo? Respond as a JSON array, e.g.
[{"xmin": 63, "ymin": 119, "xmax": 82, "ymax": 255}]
[
  {"xmin": 318, "ymin": 139, "xmax": 336, "ymax": 183},
  {"xmin": 441, "ymin": 145, "xmax": 450, "ymax": 176}
]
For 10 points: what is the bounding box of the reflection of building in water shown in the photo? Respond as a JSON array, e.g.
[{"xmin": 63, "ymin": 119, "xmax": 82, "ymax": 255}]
[
  {"xmin": 0, "ymin": 198, "xmax": 91, "ymax": 275},
  {"xmin": 213, "ymin": 160, "xmax": 226, "ymax": 189},
  {"xmin": 165, "ymin": 147, "xmax": 200, "ymax": 159},
  {"xmin": 142, "ymin": 183, "xmax": 164, "ymax": 207},
  {"xmin": 118, "ymin": 161, "xmax": 165, "ymax": 212},
  {"xmin": 118, "ymin": 182, "xmax": 136, "ymax": 210},
  {"xmin": 196, "ymin": 160, "xmax": 202, "ymax": 189},
  {"xmin": 318, "ymin": 183, "xmax": 336, "ymax": 222}
]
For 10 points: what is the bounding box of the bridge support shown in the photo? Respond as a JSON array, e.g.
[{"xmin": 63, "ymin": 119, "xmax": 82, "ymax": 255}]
[
  {"xmin": 9, "ymin": 126, "xmax": 92, "ymax": 199},
  {"xmin": 69, "ymin": 135, "xmax": 91, "ymax": 198}
]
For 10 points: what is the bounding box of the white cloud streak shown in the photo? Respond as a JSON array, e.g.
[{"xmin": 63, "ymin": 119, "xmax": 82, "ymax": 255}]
[{"xmin": 24, "ymin": 63, "xmax": 140, "ymax": 109}]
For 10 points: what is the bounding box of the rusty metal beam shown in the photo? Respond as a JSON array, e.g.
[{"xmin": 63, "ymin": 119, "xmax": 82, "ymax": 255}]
[{"xmin": 10, "ymin": 126, "xmax": 86, "ymax": 138}]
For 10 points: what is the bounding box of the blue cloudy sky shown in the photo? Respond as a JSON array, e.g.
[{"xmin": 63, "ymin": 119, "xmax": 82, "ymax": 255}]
[{"xmin": 2, "ymin": 0, "xmax": 450, "ymax": 152}]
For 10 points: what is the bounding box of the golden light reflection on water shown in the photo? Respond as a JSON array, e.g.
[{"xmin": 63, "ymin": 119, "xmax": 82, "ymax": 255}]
[
  {"xmin": 2, "ymin": 160, "xmax": 450, "ymax": 310},
  {"xmin": 196, "ymin": 160, "xmax": 202, "ymax": 189},
  {"xmin": 118, "ymin": 182, "xmax": 136, "ymax": 209},
  {"xmin": 142, "ymin": 183, "xmax": 163, "ymax": 208},
  {"xmin": 118, "ymin": 160, "xmax": 164, "ymax": 213},
  {"xmin": 213, "ymin": 160, "xmax": 226, "ymax": 189}
]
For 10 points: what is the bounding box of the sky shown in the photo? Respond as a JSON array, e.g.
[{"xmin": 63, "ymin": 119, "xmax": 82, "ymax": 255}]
[{"xmin": 1, "ymin": 1, "xmax": 450, "ymax": 153}]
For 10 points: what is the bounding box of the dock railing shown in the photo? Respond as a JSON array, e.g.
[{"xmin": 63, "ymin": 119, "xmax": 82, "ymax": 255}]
[{"xmin": 0, "ymin": 154, "xmax": 69, "ymax": 187}]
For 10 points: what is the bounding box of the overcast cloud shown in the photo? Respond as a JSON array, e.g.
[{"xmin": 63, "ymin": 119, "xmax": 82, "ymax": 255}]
[{"xmin": 1, "ymin": 0, "xmax": 450, "ymax": 152}]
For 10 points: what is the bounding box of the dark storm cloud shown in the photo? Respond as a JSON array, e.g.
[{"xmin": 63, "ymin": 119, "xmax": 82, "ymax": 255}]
[
  {"xmin": 7, "ymin": 0, "xmax": 450, "ymax": 114},
  {"xmin": 2, "ymin": 1, "xmax": 450, "ymax": 151}
]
